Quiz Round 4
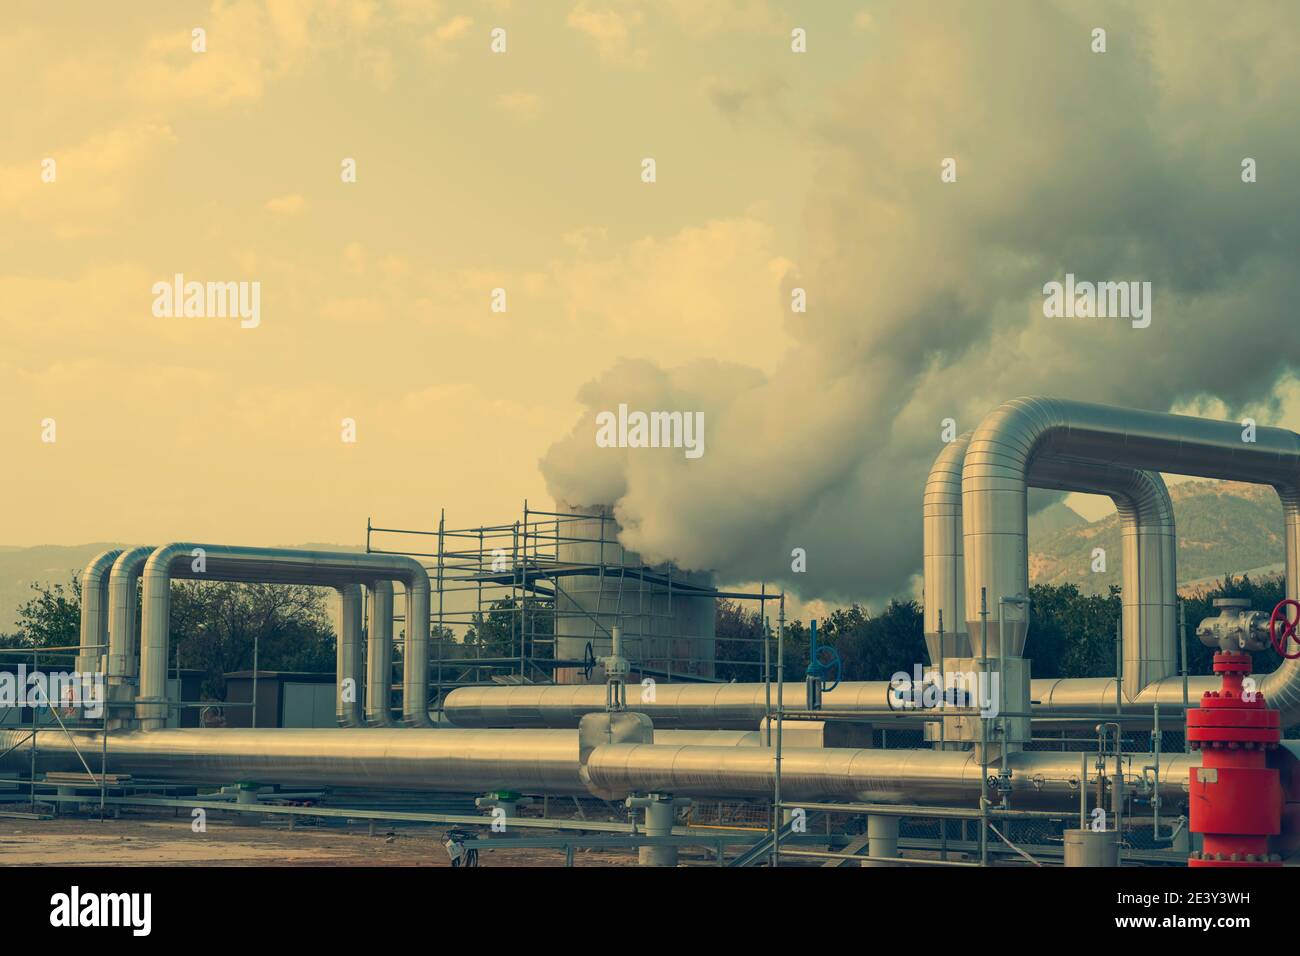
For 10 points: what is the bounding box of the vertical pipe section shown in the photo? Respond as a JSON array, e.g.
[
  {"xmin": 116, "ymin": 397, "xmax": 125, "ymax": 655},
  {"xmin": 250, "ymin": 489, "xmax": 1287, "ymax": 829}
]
[
  {"xmin": 366, "ymin": 581, "xmax": 395, "ymax": 726},
  {"xmin": 863, "ymin": 814, "xmax": 900, "ymax": 867},
  {"xmin": 77, "ymin": 549, "xmax": 123, "ymax": 673},
  {"xmin": 336, "ymin": 584, "xmax": 364, "ymax": 727},
  {"xmin": 106, "ymin": 546, "xmax": 154, "ymax": 684},
  {"xmin": 403, "ymin": 576, "xmax": 432, "ymax": 726},
  {"xmin": 1031, "ymin": 458, "xmax": 1176, "ymax": 698},
  {"xmin": 923, "ymin": 438, "xmax": 969, "ymax": 661}
]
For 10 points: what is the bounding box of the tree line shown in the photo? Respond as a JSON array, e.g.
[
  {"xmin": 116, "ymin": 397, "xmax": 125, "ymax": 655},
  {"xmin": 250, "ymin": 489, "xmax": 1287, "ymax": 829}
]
[
  {"xmin": 3, "ymin": 572, "xmax": 1291, "ymax": 700},
  {"xmin": 714, "ymin": 573, "xmax": 1291, "ymax": 684}
]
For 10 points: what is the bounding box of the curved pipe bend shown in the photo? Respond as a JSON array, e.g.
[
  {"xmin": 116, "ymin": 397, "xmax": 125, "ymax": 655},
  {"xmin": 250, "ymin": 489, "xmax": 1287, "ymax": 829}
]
[
  {"xmin": 928, "ymin": 431, "xmax": 1176, "ymax": 697},
  {"xmin": 964, "ymin": 396, "xmax": 1300, "ymax": 727},
  {"xmin": 77, "ymin": 549, "xmax": 123, "ymax": 674},
  {"xmin": 135, "ymin": 544, "xmax": 432, "ymax": 729},
  {"xmin": 106, "ymin": 546, "xmax": 155, "ymax": 684}
]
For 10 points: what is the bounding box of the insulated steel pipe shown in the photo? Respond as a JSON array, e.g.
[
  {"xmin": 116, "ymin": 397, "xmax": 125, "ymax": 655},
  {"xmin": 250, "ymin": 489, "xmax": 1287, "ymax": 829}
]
[
  {"xmin": 336, "ymin": 584, "xmax": 364, "ymax": 727},
  {"xmin": 366, "ymin": 581, "xmax": 396, "ymax": 727},
  {"xmin": 5, "ymin": 727, "xmax": 1279, "ymax": 810},
  {"xmin": 1, "ymin": 728, "xmax": 585, "ymax": 793},
  {"xmin": 923, "ymin": 438, "xmax": 969, "ymax": 662},
  {"xmin": 0, "ymin": 727, "xmax": 798, "ymax": 794},
  {"xmin": 106, "ymin": 546, "xmax": 154, "ymax": 684},
  {"xmin": 76, "ymin": 548, "xmax": 123, "ymax": 673},
  {"xmin": 135, "ymin": 545, "xmax": 432, "ymax": 729},
  {"xmin": 582, "ymin": 741, "xmax": 1265, "ymax": 808},
  {"xmin": 445, "ymin": 675, "xmax": 1235, "ymax": 728},
  {"xmin": 442, "ymin": 676, "xmax": 1231, "ymax": 729},
  {"xmin": 445, "ymin": 681, "xmax": 890, "ymax": 729},
  {"xmin": 924, "ymin": 434, "xmax": 1176, "ymax": 693},
  {"xmin": 963, "ymin": 396, "xmax": 1300, "ymax": 726},
  {"xmin": 1030, "ymin": 455, "xmax": 1177, "ymax": 697}
]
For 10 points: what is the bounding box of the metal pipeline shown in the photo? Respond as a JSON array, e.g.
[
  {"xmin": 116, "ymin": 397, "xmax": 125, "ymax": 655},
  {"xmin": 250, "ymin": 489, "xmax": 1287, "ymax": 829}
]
[
  {"xmin": 926, "ymin": 436, "xmax": 1176, "ymax": 690},
  {"xmin": 964, "ymin": 396, "xmax": 1300, "ymax": 727},
  {"xmin": 1, "ymin": 728, "xmax": 585, "ymax": 793},
  {"xmin": 0, "ymin": 727, "xmax": 805, "ymax": 794},
  {"xmin": 105, "ymin": 546, "xmax": 154, "ymax": 685},
  {"xmin": 442, "ymin": 676, "xmax": 1235, "ymax": 729},
  {"xmin": 444, "ymin": 681, "xmax": 890, "ymax": 729},
  {"xmin": 1030, "ymin": 456, "xmax": 1177, "ymax": 697},
  {"xmin": 4, "ymin": 726, "xmax": 1273, "ymax": 811},
  {"xmin": 582, "ymin": 741, "xmax": 1271, "ymax": 809},
  {"xmin": 107, "ymin": 551, "xmax": 399, "ymax": 729},
  {"xmin": 336, "ymin": 584, "xmax": 364, "ymax": 727},
  {"xmin": 136, "ymin": 545, "xmax": 432, "ymax": 729},
  {"xmin": 927, "ymin": 434, "xmax": 1176, "ymax": 696},
  {"xmin": 75, "ymin": 549, "xmax": 123, "ymax": 673},
  {"xmin": 366, "ymin": 581, "xmax": 395, "ymax": 726}
]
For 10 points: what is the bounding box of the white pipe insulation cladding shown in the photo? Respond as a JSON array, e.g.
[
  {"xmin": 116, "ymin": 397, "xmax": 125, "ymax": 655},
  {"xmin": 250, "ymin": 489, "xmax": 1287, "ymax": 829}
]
[
  {"xmin": 134, "ymin": 544, "xmax": 432, "ymax": 730},
  {"xmin": 5, "ymin": 727, "xmax": 1288, "ymax": 811},
  {"xmin": 961, "ymin": 396, "xmax": 1300, "ymax": 726},
  {"xmin": 75, "ymin": 548, "xmax": 122, "ymax": 674},
  {"xmin": 925, "ymin": 433, "xmax": 1176, "ymax": 697}
]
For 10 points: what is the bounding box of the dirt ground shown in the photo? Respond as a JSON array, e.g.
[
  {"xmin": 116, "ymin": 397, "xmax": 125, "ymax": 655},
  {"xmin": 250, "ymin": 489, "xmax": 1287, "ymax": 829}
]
[{"xmin": 0, "ymin": 812, "xmax": 642, "ymax": 867}]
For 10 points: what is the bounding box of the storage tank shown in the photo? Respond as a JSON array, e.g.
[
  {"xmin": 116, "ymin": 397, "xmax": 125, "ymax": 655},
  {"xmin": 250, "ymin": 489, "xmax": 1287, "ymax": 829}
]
[{"xmin": 552, "ymin": 502, "xmax": 716, "ymax": 684}]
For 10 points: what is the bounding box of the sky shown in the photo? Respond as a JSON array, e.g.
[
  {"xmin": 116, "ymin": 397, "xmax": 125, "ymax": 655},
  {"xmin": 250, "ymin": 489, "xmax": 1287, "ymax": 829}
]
[{"xmin": 4, "ymin": 1, "xmax": 1299, "ymax": 610}]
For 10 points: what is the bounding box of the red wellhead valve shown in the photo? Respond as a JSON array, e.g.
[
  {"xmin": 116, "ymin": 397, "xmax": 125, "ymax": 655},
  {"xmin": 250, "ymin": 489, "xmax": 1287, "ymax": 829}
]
[{"xmin": 1186, "ymin": 598, "xmax": 1289, "ymax": 866}]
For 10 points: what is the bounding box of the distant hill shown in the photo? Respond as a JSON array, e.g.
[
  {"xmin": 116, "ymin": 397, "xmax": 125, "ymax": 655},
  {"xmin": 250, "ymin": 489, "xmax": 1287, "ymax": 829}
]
[
  {"xmin": 2, "ymin": 488, "xmax": 1283, "ymax": 631},
  {"xmin": 1029, "ymin": 480, "xmax": 1284, "ymax": 595},
  {"xmin": 1029, "ymin": 501, "xmax": 1089, "ymax": 538},
  {"xmin": 0, "ymin": 542, "xmax": 363, "ymax": 634}
]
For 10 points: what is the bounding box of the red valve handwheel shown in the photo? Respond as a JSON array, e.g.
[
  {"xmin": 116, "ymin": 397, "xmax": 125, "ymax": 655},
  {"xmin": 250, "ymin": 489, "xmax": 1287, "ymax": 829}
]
[{"xmin": 1268, "ymin": 599, "xmax": 1300, "ymax": 659}]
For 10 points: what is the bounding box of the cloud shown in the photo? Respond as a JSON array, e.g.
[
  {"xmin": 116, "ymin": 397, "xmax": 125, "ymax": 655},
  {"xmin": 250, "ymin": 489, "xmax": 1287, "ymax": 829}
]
[
  {"xmin": 264, "ymin": 194, "xmax": 309, "ymax": 216},
  {"xmin": 497, "ymin": 91, "xmax": 541, "ymax": 115},
  {"xmin": 424, "ymin": 15, "xmax": 474, "ymax": 53},
  {"xmin": 653, "ymin": 0, "xmax": 786, "ymax": 37},
  {"xmin": 548, "ymin": 217, "xmax": 794, "ymax": 369},
  {"xmin": 541, "ymin": 0, "xmax": 1300, "ymax": 605},
  {"xmin": 703, "ymin": 73, "xmax": 788, "ymax": 122},
  {"xmin": 0, "ymin": 124, "xmax": 177, "ymax": 238},
  {"xmin": 567, "ymin": 4, "xmax": 645, "ymax": 63}
]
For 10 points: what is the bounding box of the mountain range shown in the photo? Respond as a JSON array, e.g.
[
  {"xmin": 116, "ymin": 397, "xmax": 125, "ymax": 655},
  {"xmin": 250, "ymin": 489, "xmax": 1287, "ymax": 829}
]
[
  {"xmin": 1029, "ymin": 480, "xmax": 1284, "ymax": 595},
  {"xmin": 0, "ymin": 482, "xmax": 1285, "ymax": 632}
]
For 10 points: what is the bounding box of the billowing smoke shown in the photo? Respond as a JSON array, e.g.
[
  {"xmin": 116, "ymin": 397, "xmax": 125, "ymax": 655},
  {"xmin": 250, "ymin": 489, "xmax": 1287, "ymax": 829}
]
[{"xmin": 542, "ymin": 1, "xmax": 1300, "ymax": 606}]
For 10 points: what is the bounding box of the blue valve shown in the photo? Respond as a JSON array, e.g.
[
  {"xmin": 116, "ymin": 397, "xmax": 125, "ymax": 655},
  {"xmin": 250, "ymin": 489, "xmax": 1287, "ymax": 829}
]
[{"xmin": 805, "ymin": 619, "xmax": 843, "ymax": 693}]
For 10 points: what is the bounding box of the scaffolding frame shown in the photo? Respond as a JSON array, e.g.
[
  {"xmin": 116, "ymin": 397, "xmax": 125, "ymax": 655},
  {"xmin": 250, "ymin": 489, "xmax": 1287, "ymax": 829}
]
[{"xmin": 366, "ymin": 501, "xmax": 775, "ymax": 714}]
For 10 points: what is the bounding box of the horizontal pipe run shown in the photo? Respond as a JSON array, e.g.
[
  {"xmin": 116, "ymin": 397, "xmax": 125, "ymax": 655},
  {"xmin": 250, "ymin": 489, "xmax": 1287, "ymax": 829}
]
[
  {"xmin": 582, "ymin": 742, "xmax": 1241, "ymax": 808},
  {"xmin": 1, "ymin": 728, "xmax": 1267, "ymax": 813},
  {"xmin": 441, "ymin": 677, "xmax": 1222, "ymax": 729},
  {"xmin": 0, "ymin": 728, "xmax": 778, "ymax": 796}
]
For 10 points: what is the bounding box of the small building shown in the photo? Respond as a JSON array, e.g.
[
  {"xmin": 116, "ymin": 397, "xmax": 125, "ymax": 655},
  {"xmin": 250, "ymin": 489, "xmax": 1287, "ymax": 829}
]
[{"xmin": 223, "ymin": 670, "xmax": 338, "ymax": 728}]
